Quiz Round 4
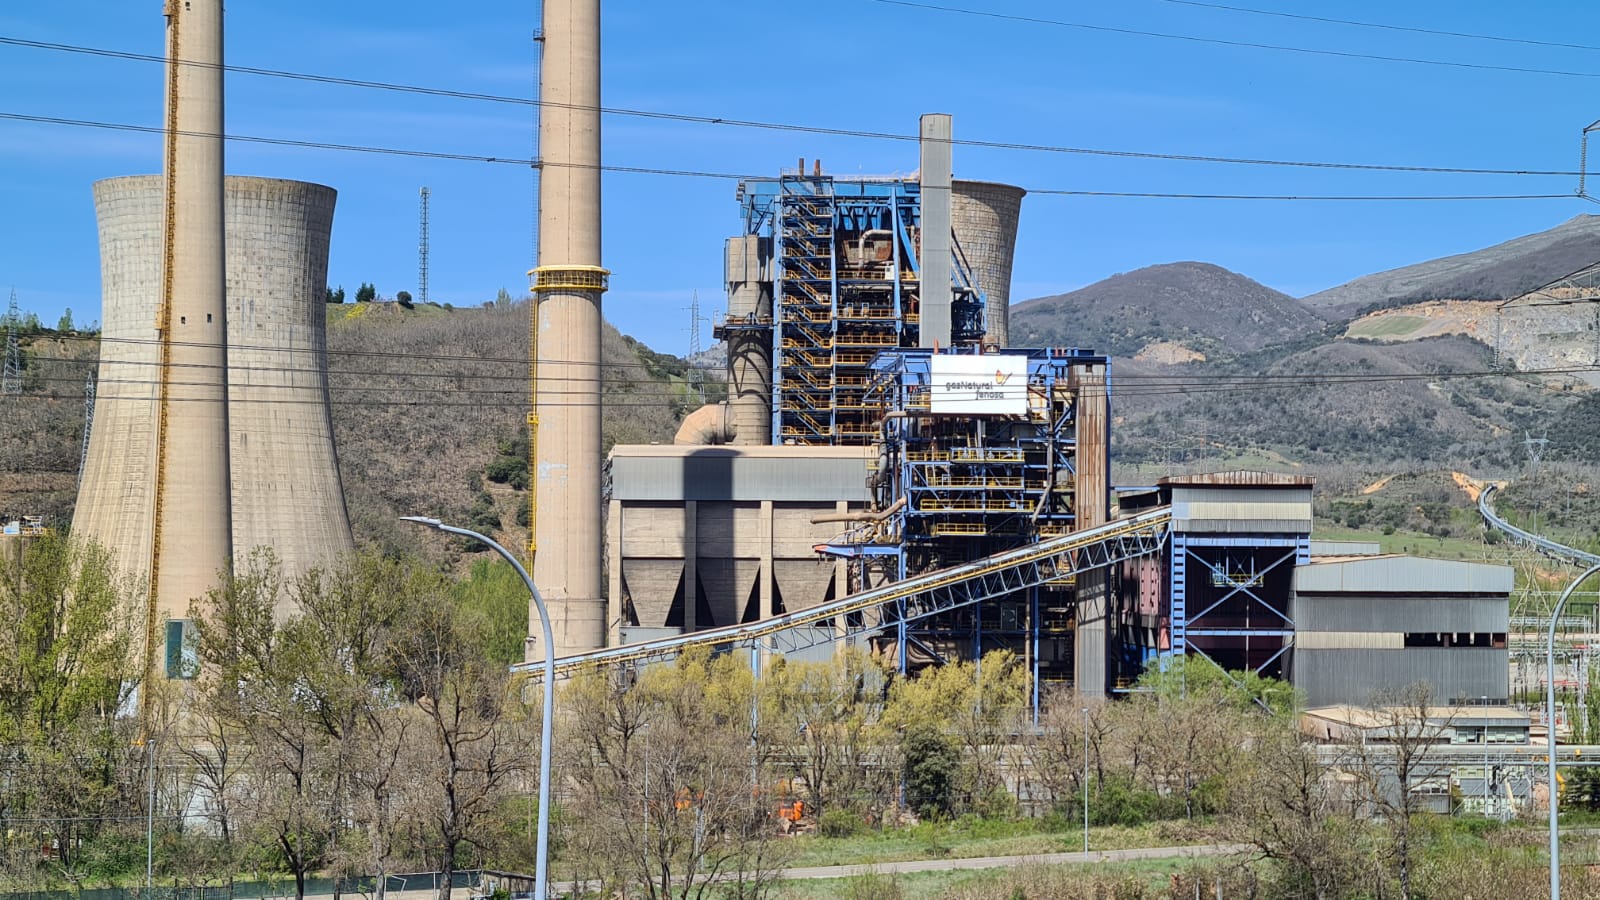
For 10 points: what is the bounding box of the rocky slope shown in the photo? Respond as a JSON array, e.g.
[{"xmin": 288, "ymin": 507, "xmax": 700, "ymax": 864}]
[{"xmin": 1302, "ymin": 214, "xmax": 1600, "ymax": 319}]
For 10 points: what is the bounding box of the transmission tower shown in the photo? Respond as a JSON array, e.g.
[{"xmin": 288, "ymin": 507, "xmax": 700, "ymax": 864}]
[
  {"xmin": 418, "ymin": 187, "xmax": 430, "ymax": 306},
  {"xmin": 684, "ymin": 291, "xmax": 708, "ymax": 402},
  {"xmin": 1525, "ymin": 431, "xmax": 1550, "ymax": 467},
  {"xmin": 78, "ymin": 372, "xmax": 95, "ymax": 487},
  {"xmin": 3, "ymin": 289, "xmax": 21, "ymax": 397}
]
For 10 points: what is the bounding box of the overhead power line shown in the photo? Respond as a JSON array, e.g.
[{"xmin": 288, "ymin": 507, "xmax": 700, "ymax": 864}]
[
  {"xmin": 1155, "ymin": 0, "xmax": 1600, "ymax": 55},
  {"xmin": 0, "ymin": 35, "xmax": 1584, "ymax": 177},
  {"xmin": 0, "ymin": 112, "xmax": 1577, "ymax": 204},
  {"xmin": 872, "ymin": 0, "xmax": 1600, "ymax": 81}
]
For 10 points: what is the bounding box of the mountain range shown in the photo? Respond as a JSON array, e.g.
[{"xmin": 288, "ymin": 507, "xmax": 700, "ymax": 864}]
[
  {"xmin": 1006, "ymin": 215, "xmax": 1600, "ymax": 477},
  {"xmin": 8, "ymin": 215, "xmax": 1599, "ymax": 553}
]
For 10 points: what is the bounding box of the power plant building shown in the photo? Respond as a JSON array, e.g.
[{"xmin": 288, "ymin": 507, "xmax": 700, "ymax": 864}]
[{"xmin": 582, "ymin": 132, "xmax": 1515, "ymax": 710}]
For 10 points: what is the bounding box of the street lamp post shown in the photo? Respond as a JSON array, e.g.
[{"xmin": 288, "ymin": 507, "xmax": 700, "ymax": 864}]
[
  {"xmin": 1546, "ymin": 562, "xmax": 1600, "ymax": 900},
  {"xmin": 402, "ymin": 517, "xmax": 555, "ymax": 899}
]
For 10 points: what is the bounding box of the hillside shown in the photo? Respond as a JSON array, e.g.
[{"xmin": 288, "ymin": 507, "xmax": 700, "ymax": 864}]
[
  {"xmin": 2, "ymin": 303, "xmax": 694, "ymax": 562},
  {"xmin": 1302, "ymin": 215, "xmax": 1600, "ymax": 319},
  {"xmin": 1009, "ymin": 262, "xmax": 1326, "ymax": 358},
  {"xmin": 1109, "ymin": 334, "xmax": 1566, "ymax": 477}
]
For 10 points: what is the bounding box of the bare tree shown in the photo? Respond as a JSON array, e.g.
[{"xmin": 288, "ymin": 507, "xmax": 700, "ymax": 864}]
[
  {"xmin": 1228, "ymin": 719, "xmax": 1364, "ymax": 899},
  {"xmin": 560, "ymin": 650, "xmax": 791, "ymax": 899},
  {"xmin": 387, "ymin": 578, "xmax": 534, "ymax": 900},
  {"xmin": 764, "ymin": 647, "xmax": 894, "ymax": 821},
  {"xmin": 1341, "ymin": 682, "xmax": 1456, "ymax": 900}
]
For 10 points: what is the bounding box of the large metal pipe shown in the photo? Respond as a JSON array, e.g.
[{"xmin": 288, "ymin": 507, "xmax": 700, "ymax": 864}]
[
  {"xmin": 155, "ymin": 0, "xmax": 231, "ymax": 620},
  {"xmin": 722, "ymin": 234, "xmax": 772, "ymax": 446},
  {"xmin": 528, "ymin": 0, "xmax": 607, "ymax": 658}
]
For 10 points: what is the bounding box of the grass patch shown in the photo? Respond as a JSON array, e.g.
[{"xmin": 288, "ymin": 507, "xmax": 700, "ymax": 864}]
[
  {"xmin": 775, "ymin": 857, "xmax": 1219, "ymax": 899},
  {"xmin": 1346, "ymin": 314, "xmax": 1429, "ymax": 339},
  {"xmin": 784, "ymin": 818, "xmax": 1202, "ymax": 869},
  {"xmin": 1312, "ymin": 524, "xmax": 1494, "ymax": 561}
]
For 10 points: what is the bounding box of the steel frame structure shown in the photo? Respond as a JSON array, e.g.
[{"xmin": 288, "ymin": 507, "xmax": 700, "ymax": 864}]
[
  {"xmin": 737, "ymin": 174, "xmax": 984, "ymax": 446},
  {"xmin": 513, "ymin": 507, "xmax": 1171, "ymax": 680},
  {"xmin": 1170, "ymin": 532, "xmax": 1309, "ymax": 679}
]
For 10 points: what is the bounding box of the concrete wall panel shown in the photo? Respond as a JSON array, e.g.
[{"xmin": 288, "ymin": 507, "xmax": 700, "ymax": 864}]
[{"xmin": 623, "ymin": 559, "xmax": 682, "ymax": 628}]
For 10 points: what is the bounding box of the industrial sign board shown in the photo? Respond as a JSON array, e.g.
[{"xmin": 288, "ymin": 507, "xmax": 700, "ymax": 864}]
[{"xmin": 930, "ymin": 354, "xmax": 1028, "ymax": 415}]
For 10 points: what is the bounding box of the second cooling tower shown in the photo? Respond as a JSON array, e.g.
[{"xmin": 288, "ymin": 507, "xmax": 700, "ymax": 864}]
[
  {"xmin": 76, "ymin": 175, "xmax": 354, "ymax": 608},
  {"xmin": 951, "ymin": 180, "xmax": 1026, "ymax": 348}
]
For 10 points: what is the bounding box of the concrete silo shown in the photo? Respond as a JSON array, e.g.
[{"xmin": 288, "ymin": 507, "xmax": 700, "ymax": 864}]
[
  {"xmin": 75, "ymin": 176, "xmax": 353, "ymax": 608},
  {"xmin": 951, "ymin": 180, "xmax": 1026, "ymax": 348}
]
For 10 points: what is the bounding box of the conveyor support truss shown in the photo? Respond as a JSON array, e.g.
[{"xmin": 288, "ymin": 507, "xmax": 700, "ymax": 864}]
[{"xmin": 514, "ymin": 507, "xmax": 1173, "ymax": 679}]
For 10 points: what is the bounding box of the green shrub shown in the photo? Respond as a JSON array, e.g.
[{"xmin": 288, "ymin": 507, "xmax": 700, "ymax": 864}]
[{"xmin": 818, "ymin": 808, "xmax": 865, "ymax": 838}]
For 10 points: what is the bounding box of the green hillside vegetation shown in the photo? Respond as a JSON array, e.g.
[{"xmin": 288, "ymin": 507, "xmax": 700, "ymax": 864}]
[
  {"xmin": 1111, "ymin": 335, "xmax": 1562, "ymax": 471},
  {"xmin": 0, "ymin": 301, "xmax": 699, "ymax": 565}
]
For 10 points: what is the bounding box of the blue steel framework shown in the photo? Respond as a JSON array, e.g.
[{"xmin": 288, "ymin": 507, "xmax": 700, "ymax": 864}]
[
  {"xmin": 1169, "ymin": 531, "xmax": 1309, "ymax": 679},
  {"xmin": 735, "ymin": 174, "xmax": 983, "ymax": 445},
  {"xmin": 822, "ymin": 348, "xmax": 1112, "ymax": 703}
]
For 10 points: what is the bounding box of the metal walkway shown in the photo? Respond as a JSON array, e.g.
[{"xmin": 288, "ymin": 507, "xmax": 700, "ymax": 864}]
[
  {"xmin": 513, "ymin": 507, "xmax": 1173, "ymax": 679},
  {"xmin": 1479, "ymin": 484, "xmax": 1600, "ymax": 567}
]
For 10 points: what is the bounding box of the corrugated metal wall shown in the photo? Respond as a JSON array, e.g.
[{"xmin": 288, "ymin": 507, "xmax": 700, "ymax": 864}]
[
  {"xmin": 1294, "ymin": 648, "xmax": 1509, "ymax": 707},
  {"xmin": 1293, "ymin": 594, "xmax": 1508, "ymax": 633}
]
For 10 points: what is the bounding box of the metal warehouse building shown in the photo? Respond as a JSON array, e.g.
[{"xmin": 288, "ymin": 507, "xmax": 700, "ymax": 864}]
[{"xmin": 1290, "ymin": 553, "xmax": 1512, "ymax": 707}]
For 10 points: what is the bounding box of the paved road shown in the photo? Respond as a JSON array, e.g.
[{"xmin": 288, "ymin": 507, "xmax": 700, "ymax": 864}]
[{"xmin": 776, "ymin": 843, "xmax": 1249, "ymax": 881}]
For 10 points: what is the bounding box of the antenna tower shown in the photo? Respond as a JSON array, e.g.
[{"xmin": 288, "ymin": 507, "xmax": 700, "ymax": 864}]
[
  {"xmin": 418, "ymin": 187, "xmax": 430, "ymax": 306},
  {"xmin": 3, "ymin": 289, "xmax": 21, "ymax": 396}
]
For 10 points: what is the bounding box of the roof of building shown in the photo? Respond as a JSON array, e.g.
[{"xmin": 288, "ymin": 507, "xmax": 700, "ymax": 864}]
[
  {"xmin": 1304, "ymin": 705, "xmax": 1530, "ymax": 729},
  {"xmin": 608, "ymin": 444, "xmax": 875, "ymax": 461},
  {"xmin": 1159, "ymin": 470, "xmax": 1315, "ymax": 488},
  {"xmin": 608, "ymin": 443, "xmax": 874, "ymax": 503},
  {"xmin": 1294, "ymin": 555, "xmax": 1514, "ymax": 595}
]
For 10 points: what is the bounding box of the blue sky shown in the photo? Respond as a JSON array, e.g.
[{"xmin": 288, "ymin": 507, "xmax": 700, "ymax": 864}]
[{"xmin": 4, "ymin": 1, "xmax": 1600, "ymax": 353}]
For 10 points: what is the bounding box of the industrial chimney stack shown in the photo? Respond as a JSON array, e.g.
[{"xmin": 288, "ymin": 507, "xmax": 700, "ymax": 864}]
[
  {"xmin": 528, "ymin": 0, "xmax": 608, "ymax": 659},
  {"xmin": 154, "ymin": 0, "xmax": 233, "ymax": 617}
]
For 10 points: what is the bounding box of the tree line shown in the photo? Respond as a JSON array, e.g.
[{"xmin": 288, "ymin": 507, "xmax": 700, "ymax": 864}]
[{"xmin": 0, "ymin": 533, "xmax": 1575, "ymax": 899}]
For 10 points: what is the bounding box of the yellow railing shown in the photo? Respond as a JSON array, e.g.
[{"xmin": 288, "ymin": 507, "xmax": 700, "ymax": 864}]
[
  {"xmin": 923, "ymin": 475, "xmax": 1026, "ymax": 489},
  {"xmin": 931, "ymin": 522, "xmax": 987, "ymax": 536},
  {"xmin": 950, "ymin": 447, "xmax": 1025, "ymax": 462},
  {"xmin": 917, "ymin": 498, "xmax": 1029, "ymax": 512},
  {"xmin": 532, "ymin": 264, "xmax": 611, "ymax": 293}
]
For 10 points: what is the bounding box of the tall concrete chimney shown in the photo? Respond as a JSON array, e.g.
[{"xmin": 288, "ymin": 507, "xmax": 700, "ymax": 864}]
[
  {"xmin": 918, "ymin": 114, "xmax": 953, "ymax": 348},
  {"xmin": 155, "ymin": 0, "xmax": 232, "ymax": 618},
  {"xmin": 528, "ymin": 0, "xmax": 607, "ymax": 659}
]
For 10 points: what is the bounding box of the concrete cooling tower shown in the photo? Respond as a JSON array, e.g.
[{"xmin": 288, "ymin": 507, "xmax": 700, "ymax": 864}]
[
  {"xmin": 75, "ymin": 175, "xmax": 353, "ymax": 612},
  {"xmin": 951, "ymin": 180, "xmax": 1025, "ymax": 348}
]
